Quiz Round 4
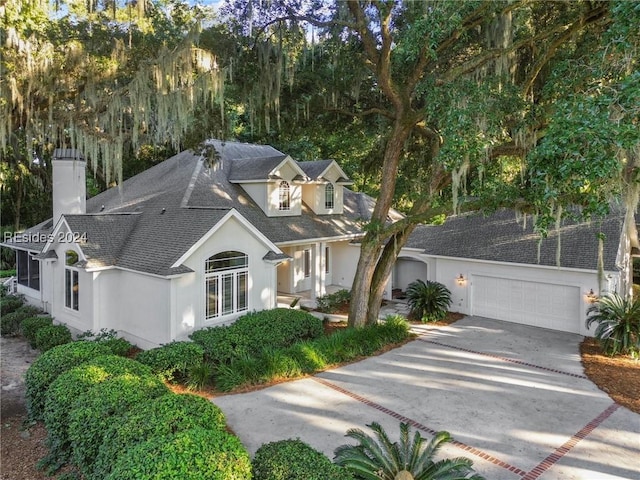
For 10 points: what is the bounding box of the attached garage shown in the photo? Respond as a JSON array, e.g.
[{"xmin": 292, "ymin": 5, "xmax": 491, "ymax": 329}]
[
  {"xmin": 393, "ymin": 257, "xmax": 429, "ymax": 293},
  {"xmin": 471, "ymin": 275, "xmax": 581, "ymax": 333}
]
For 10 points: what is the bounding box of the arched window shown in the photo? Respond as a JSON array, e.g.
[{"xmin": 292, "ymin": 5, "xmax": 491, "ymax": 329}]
[
  {"xmin": 205, "ymin": 251, "xmax": 248, "ymax": 319},
  {"xmin": 65, "ymin": 250, "xmax": 79, "ymax": 311},
  {"xmin": 278, "ymin": 181, "xmax": 290, "ymax": 211},
  {"xmin": 324, "ymin": 183, "xmax": 335, "ymax": 209}
]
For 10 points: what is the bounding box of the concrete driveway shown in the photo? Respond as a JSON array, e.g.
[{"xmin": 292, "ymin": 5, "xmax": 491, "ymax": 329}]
[{"xmin": 212, "ymin": 317, "xmax": 640, "ymax": 480}]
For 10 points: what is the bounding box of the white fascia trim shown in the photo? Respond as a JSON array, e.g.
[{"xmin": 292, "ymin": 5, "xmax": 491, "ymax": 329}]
[
  {"xmin": 86, "ymin": 265, "xmax": 189, "ymax": 280},
  {"xmin": 276, "ymin": 233, "xmax": 364, "ymax": 247},
  {"xmin": 171, "ymin": 208, "xmax": 283, "ymax": 268},
  {"xmin": 41, "ymin": 217, "xmax": 87, "ymax": 261},
  {"xmin": 319, "ymin": 161, "xmax": 350, "ymax": 182},
  {"xmin": 0, "ymin": 244, "xmax": 41, "ymax": 253},
  {"xmin": 414, "ymin": 252, "xmax": 619, "ymax": 275},
  {"xmin": 270, "ymin": 155, "xmax": 307, "ymax": 178}
]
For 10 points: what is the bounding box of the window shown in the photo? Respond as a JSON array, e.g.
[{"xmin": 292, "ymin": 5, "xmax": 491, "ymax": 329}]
[
  {"xmin": 278, "ymin": 181, "xmax": 291, "ymax": 211},
  {"xmin": 65, "ymin": 250, "xmax": 79, "ymax": 310},
  {"xmin": 205, "ymin": 251, "xmax": 248, "ymax": 320},
  {"xmin": 17, "ymin": 250, "xmax": 40, "ymax": 291},
  {"xmin": 303, "ymin": 249, "xmax": 311, "ymax": 278},
  {"xmin": 325, "ymin": 246, "xmax": 330, "ymax": 274},
  {"xmin": 325, "ymin": 183, "xmax": 335, "ymax": 209}
]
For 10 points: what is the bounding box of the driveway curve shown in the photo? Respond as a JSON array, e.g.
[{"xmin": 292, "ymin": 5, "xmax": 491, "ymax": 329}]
[{"xmin": 212, "ymin": 316, "xmax": 640, "ymax": 480}]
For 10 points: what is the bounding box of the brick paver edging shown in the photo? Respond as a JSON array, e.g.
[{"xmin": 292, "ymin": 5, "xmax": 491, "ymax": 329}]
[
  {"xmin": 417, "ymin": 337, "xmax": 588, "ymax": 380},
  {"xmin": 311, "ymin": 376, "xmax": 529, "ymax": 477},
  {"xmin": 521, "ymin": 403, "xmax": 621, "ymax": 480}
]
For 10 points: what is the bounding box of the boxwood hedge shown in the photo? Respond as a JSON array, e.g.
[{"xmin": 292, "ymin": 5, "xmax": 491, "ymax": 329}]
[
  {"xmin": 25, "ymin": 341, "xmax": 111, "ymax": 421},
  {"xmin": 252, "ymin": 439, "xmax": 353, "ymax": 480},
  {"xmin": 190, "ymin": 308, "xmax": 323, "ymax": 364},
  {"xmin": 105, "ymin": 426, "xmax": 252, "ymax": 480},
  {"xmin": 35, "ymin": 324, "xmax": 72, "ymax": 352},
  {"xmin": 92, "ymin": 393, "xmax": 227, "ymax": 480},
  {"xmin": 0, "ymin": 295, "xmax": 24, "ymax": 316},
  {"xmin": 136, "ymin": 341, "xmax": 204, "ymax": 382},
  {"xmin": 69, "ymin": 373, "xmax": 168, "ymax": 477},
  {"xmin": 21, "ymin": 315, "xmax": 53, "ymax": 347}
]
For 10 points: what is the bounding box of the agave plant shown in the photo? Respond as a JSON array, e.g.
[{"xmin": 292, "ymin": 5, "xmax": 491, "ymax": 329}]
[
  {"xmin": 586, "ymin": 293, "xmax": 640, "ymax": 357},
  {"xmin": 405, "ymin": 280, "xmax": 452, "ymax": 323},
  {"xmin": 334, "ymin": 422, "xmax": 484, "ymax": 480}
]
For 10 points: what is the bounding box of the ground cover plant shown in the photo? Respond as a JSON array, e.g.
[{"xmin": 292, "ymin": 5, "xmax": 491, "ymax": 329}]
[
  {"xmin": 136, "ymin": 341, "xmax": 205, "ymax": 382},
  {"xmin": 316, "ymin": 289, "xmax": 351, "ymax": 314},
  {"xmin": 253, "ymin": 439, "xmax": 353, "ymax": 480}
]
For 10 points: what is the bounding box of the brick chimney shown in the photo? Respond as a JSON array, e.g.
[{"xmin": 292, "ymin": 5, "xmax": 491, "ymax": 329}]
[{"xmin": 52, "ymin": 149, "xmax": 86, "ymax": 224}]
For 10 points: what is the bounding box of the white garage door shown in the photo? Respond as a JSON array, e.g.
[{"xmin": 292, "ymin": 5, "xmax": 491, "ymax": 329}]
[{"xmin": 472, "ymin": 275, "xmax": 581, "ymax": 333}]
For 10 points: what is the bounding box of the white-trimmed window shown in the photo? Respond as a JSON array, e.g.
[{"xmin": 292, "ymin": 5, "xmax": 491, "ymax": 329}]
[
  {"xmin": 205, "ymin": 251, "xmax": 248, "ymax": 319},
  {"xmin": 278, "ymin": 181, "xmax": 291, "ymax": 211},
  {"xmin": 325, "ymin": 183, "xmax": 335, "ymax": 209},
  {"xmin": 65, "ymin": 250, "xmax": 79, "ymax": 311},
  {"xmin": 17, "ymin": 250, "xmax": 40, "ymax": 291}
]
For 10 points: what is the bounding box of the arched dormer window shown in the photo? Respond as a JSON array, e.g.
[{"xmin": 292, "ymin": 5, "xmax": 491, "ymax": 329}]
[
  {"xmin": 278, "ymin": 181, "xmax": 290, "ymax": 211},
  {"xmin": 65, "ymin": 250, "xmax": 79, "ymax": 311},
  {"xmin": 325, "ymin": 183, "xmax": 335, "ymax": 209},
  {"xmin": 205, "ymin": 251, "xmax": 248, "ymax": 319}
]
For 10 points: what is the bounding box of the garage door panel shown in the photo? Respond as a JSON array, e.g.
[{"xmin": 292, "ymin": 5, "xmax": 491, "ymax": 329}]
[{"xmin": 472, "ymin": 275, "xmax": 580, "ymax": 333}]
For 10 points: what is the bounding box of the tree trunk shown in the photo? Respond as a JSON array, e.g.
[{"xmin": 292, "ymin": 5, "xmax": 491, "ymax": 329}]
[{"xmin": 348, "ymin": 121, "xmax": 414, "ymax": 327}]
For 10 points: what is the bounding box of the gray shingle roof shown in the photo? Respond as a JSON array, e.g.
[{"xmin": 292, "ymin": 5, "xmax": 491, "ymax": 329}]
[
  {"xmin": 298, "ymin": 160, "xmax": 333, "ymax": 179},
  {"xmin": 405, "ymin": 209, "xmax": 624, "ymax": 271},
  {"xmin": 228, "ymin": 155, "xmax": 288, "ymax": 182}
]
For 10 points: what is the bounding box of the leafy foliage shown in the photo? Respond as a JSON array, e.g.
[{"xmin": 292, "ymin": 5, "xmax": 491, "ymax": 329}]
[
  {"xmin": 334, "ymin": 422, "xmax": 483, "ymax": 480},
  {"xmin": 77, "ymin": 328, "xmax": 135, "ymax": 356},
  {"xmin": 253, "ymin": 439, "xmax": 353, "ymax": 480},
  {"xmin": 136, "ymin": 341, "xmax": 205, "ymax": 382},
  {"xmin": 1, "ymin": 310, "xmax": 30, "ymax": 336},
  {"xmin": 316, "ymin": 289, "xmax": 351, "ymax": 313},
  {"xmin": 21, "ymin": 316, "xmax": 54, "ymax": 347},
  {"xmin": 68, "ymin": 373, "xmax": 168, "ymax": 478},
  {"xmin": 104, "ymin": 426, "xmax": 252, "ymax": 480},
  {"xmin": 93, "ymin": 393, "xmax": 227, "ymax": 480},
  {"xmin": 35, "ymin": 324, "xmax": 73, "ymax": 352},
  {"xmin": 24, "ymin": 341, "xmax": 111, "ymax": 421},
  {"xmin": 406, "ymin": 280, "xmax": 452, "ymax": 323},
  {"xmin": 0, "ymin": 295, "xmax": 24, "ymax": 316},
  {"xmin": 190, "ymin": 308, "xmax": 323, "ymax": 364},
  {"xmin": 586, "ymin": 293, "xmax": 640, "ymax": 358}
]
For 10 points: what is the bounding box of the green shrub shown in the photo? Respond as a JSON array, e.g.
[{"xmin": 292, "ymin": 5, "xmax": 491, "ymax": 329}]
[
  {"xmin": 191, "ymin": 308, "xmax": 323, "ymax": 364},
  {"xmin": 1, "ymin": 294, "xmax": 24, "ymax": 315},
  {"xmin": 186, "ymin": 361, "xmax": 215, "ymax": 391},
  {"xmin": 287, "ymin": 340, "xmax": 329, "ymax": 372},
  {"xmin": 0, "ymin": 269, "xmax": 16, "ymax": 278},
  {"xmin": 105, "ymin": 427, "xmax": 252, "ymax": 480},
  {"xmin": 406, "ymin": 280, "xmax": 452, "ymax": 322},
  {"xmin": 1, "ymin": 310, "xmax": 30, "ymax": 336},
  {"xmin": 24, "ymin": 341, "xmax": 111, "ymax": 421},
  {"xmin": 77, "ymin": 328, "xmax": 135, "ymax": 356},
  {"xmin": 16, "ymin": 304, "xmax": 44, "ymax": 316},
  {"xmin": 21, "ymin": 315, "xmax": 53, "ymax": 347},
  {"xmin": 92, "ymin": 393, "xmax": 227, "ymax": 480},
  {"xmin": 253, "ymin": 439, "xmax": 353, "ymax": 480},
  {"xmin": 586, "ymin": 293, "xmax": 640, "ymax": 357},
  {"xmin": 136, "ymin": 341, "xmax": 204, "ymax": 382},
  {"xmin": 69, "ymin": 373, "xmax": 168, "ymax": 477},
  {"xmin": 35, "ymin": 324, "xmax": 72, "ymax": 352},
  {"xmin": 42, "ymin": 355, "xmax": 157, "ymax": 468},
  {"xmin": 315, "ymin": 289, "xmax": 351, "ymax": 314}
]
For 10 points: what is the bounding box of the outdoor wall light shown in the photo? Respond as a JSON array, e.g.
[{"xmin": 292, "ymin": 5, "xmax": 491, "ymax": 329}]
[
  {"xmin": 456, "ymin": 274, "xmax": 466, "ymax": 286},
  {"xmin": 586, "ymin": 289, "xmax": 598, "ymax": 303}
]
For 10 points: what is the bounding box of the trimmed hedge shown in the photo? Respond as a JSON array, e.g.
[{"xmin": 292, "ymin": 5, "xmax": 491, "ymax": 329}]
[
  {"xmin": 105, "ymin": 427, "xmax": 252, "ymax": 480},
  {"xmin": 25, "ymin": 341, "xmax": 111, "ymax": 421},
  {"xmin": 100, "ymin": 337, "xmax": 134, "ymax": 356},
  {"xmin": 215, "ymin": 315, "xmax": 410, "ymax": 391},
  {"xmin": 136, "ymin": 341, "xmax": 204, "ymax": 382},
  {"xmin": 1, "ymin": 310, "xmax": 29, "ymax": 336},
  {"xmin": 315, "ymin": 289, "xmax": 351, "ymax": 314},
  {"xmin": 190, "ymin": 308, "xmax": 323, "ymax": 364},
  {"xmin": 92, "ymin": 393, "xmax": 227, "ymax": 480},
  {"xmin": 21, "ymin": 316, "xmax": 53, "ymax": 347},
  {"xmin": 35, "ymin": 324, "xmax": 72, "ymax": 352},
  {"xmin": 0, "ymin": 295, "xmax": 24, "ymax": 316},
  {"xmin": 69, "ymin": 373, "xmax": 168, "ymax": 477},
  {"xmin": 252, "ymin": 439, "xmax": 353, "ymax": 480},
  {"xmin": 42, "ymin": 355, "xmax": 158, "ymax": 467}
]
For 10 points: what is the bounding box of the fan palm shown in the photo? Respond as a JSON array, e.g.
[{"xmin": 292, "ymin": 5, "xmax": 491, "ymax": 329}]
[
  {"xmin": 405, "ymin": 280, "xmax": 452, "ymax": 323},
  {"xmin": 586, "ymin": 293, "xmax": 640, "ymax": 357},
  {"xmin": 334, "ymin": 422, "xmax": 484, "ymax": 480}
]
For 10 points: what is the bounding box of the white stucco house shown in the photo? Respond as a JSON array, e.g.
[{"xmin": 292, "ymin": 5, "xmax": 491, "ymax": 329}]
[{"xmin": 4, "ymin": 141, "xmax": 635, "ymax": 347}]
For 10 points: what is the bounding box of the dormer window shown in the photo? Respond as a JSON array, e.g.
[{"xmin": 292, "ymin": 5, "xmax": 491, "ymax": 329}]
[
  {"xmin": 278, "ymin": 181, "xmax": 291, "ymax": 211},
  {"xmin": 325, "ymin": 183, "xmax": 335, "ymax": 209}
]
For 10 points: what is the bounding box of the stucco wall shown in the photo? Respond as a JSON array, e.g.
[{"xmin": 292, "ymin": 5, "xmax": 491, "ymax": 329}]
[{"xmin": 330, "ymin": 241, "xmax": 360, "ymax": 290}]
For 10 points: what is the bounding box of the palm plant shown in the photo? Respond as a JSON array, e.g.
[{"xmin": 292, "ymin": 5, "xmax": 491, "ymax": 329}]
[
  {"xmin": 334, "ymin": 422, "xmax": 484, "ymax": 480},
  {"xmin": 405, "ymin": 280, "xmax": 452, "ymax": 323},
  {"xmin": 586, "ymin": 293, "xmax": 640, "ymax": 357}
]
